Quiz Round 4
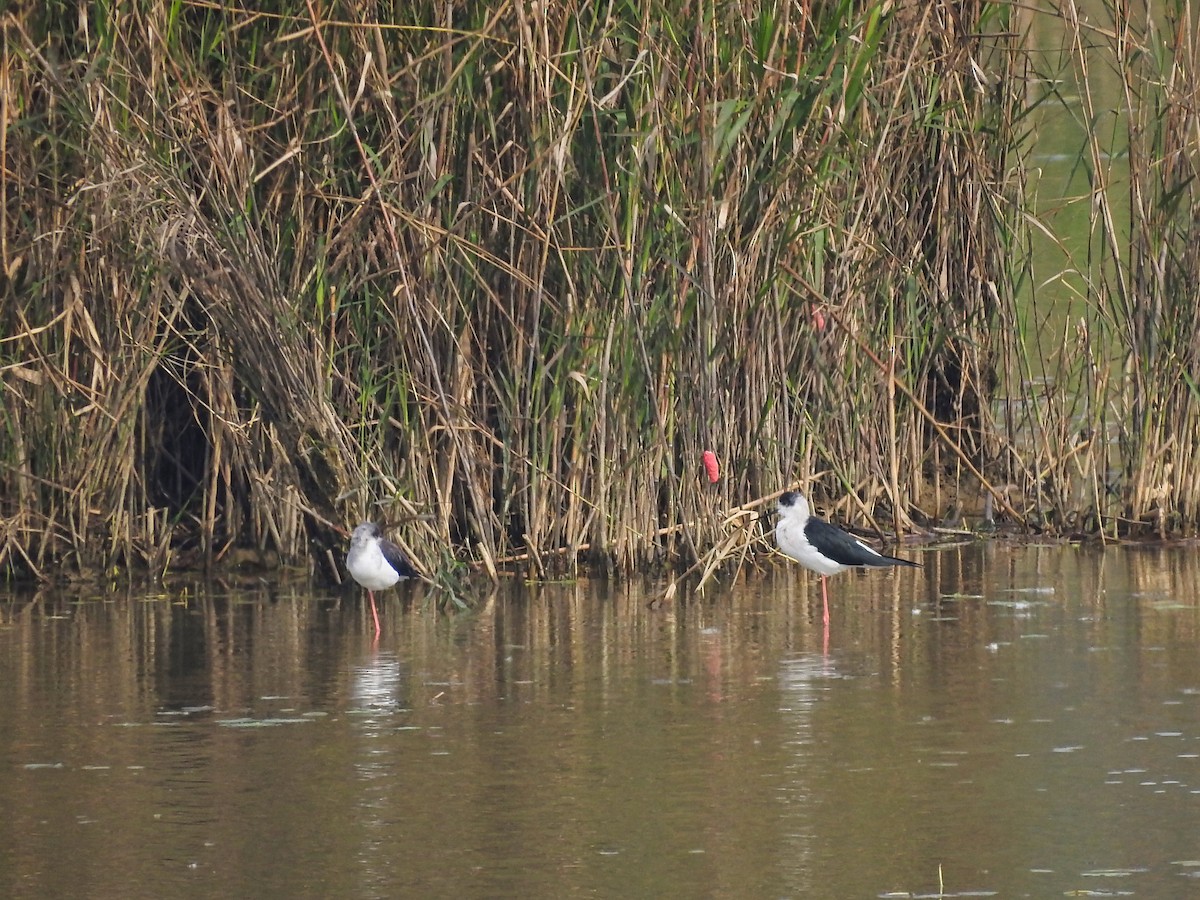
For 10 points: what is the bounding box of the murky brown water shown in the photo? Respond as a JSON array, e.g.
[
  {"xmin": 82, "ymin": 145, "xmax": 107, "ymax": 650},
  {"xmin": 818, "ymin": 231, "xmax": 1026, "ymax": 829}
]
[{"xmin": 4, "ymin": 542, "xmax": 1200, "ymax": 898}]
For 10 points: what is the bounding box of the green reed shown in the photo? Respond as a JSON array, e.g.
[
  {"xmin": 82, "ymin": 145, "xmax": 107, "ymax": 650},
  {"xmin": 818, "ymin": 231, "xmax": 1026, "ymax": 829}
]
[{"xmin": 993, "ymin": 0, "xmax": 1200, "ymax": 538}]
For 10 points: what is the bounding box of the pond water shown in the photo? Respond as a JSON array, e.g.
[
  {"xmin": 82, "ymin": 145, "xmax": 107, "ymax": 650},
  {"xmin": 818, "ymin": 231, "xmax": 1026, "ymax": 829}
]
[{"xmin": 3, "ymin": 542, "xmax": 1200, "ymax": 898}]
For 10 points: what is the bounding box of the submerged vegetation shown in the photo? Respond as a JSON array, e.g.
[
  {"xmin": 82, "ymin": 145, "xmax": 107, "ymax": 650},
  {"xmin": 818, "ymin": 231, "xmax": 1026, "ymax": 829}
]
[{"xmin": 2, "ymin": 1, "xmax": 1198, "ymax": 583}]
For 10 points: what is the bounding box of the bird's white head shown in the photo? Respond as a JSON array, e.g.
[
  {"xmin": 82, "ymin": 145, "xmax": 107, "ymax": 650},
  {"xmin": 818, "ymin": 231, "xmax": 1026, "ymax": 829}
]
[
  {"xmin": 777, "ymin": 491, "xmax": 811, "ymax": 521},
  {"xmin": 350, "ymin": 522, "xmax": 382, "ymax": 549}
]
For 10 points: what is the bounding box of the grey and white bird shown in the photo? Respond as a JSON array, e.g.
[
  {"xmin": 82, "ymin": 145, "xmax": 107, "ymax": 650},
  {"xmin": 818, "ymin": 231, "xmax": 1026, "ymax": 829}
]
[
  {"xmin": 775, "ymin": 491, "xmax": 920, "ymax": 625},
  {"xmin": 346, "ymin": 522, "xmax": 418, "ymax": 637}
]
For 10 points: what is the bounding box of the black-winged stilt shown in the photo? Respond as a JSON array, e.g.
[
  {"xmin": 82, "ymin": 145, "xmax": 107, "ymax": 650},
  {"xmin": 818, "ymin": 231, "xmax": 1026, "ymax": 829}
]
[
  {"xmin": 346, "ymin": 522, "xmax": 417, "ymax": 636},
  {"xmin": 775, "ymin": 491, "xmax": 920, "ymax": 626}
]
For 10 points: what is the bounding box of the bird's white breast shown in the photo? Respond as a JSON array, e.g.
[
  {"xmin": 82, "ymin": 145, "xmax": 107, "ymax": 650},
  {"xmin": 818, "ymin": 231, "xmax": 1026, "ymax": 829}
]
[
  {"xmin": 347, "ymin": 540, "xmax": 402, "ymax": 591},
  {"xmin": 776, "ymin": 515, "xmax": 848, "ymax": 576}
]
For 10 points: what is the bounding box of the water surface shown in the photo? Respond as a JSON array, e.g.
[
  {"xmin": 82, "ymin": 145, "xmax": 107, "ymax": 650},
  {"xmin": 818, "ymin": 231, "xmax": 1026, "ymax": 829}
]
[{"xmin": 3, "ymin": 542, "xmax": 1200, "ymax": 898}]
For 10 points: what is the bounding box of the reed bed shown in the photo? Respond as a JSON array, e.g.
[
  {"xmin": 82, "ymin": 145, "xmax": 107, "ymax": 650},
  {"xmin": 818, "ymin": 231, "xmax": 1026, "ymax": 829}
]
[
  {"xmin": 1, "ymin": 1, "xmax": 1194, "ymax": 586},
  {"xmin": 988, "ymin": 0, "xmax": 1200, "ymax": 540}
]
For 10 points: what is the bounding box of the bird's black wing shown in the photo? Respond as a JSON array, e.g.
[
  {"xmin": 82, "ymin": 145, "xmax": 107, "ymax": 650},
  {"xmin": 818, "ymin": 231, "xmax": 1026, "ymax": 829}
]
[
  {"xmin": 805, "ymin": 518, "xmax": 920, "ymax": 568},
  {"xmin": 380, "ymin": 538, "xmax": 418, "ymax": 579}
]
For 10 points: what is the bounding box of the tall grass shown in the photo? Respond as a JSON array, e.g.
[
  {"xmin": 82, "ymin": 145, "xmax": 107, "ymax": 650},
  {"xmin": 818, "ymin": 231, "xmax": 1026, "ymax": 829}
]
[
  {"xmin": 989, "ymin": 0, "xmax": 1200, "ymax": 539},
  {"xmin": 4, "ymin": 0, "xmax": 1181, "ymax": 585}
]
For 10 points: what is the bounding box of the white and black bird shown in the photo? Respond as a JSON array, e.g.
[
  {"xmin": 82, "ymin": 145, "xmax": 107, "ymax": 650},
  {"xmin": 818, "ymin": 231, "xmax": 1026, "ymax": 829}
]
[
  {"xmin": 775, "ymin": 491, "xmax": 920, "ymax": 625},
  {"xmin": 346, "ymin": 522, "xmax": 418, "ymax": 637}
]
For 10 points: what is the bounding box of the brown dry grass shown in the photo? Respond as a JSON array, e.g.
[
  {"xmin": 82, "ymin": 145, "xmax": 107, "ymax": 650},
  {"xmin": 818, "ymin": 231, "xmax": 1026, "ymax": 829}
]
[{"xmin": 3, "ymin": 1, "xmax": 1195, "ymax": 590}]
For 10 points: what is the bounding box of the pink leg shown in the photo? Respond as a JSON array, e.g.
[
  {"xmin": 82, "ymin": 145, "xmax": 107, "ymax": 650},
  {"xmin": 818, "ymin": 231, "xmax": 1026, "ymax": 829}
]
[
  {"xmin": 821, "ymin": 576, "xmax": 830, "ymax": 656},
  {"xmin": 369, "ymin": 590, "xmax": 381, "ymax": 637}
]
